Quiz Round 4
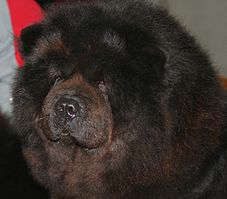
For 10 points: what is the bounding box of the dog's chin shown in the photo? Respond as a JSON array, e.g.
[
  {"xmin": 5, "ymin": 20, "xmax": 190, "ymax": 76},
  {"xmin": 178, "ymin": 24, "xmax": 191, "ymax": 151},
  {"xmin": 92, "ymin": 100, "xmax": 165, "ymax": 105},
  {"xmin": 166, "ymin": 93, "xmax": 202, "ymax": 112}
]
[{"xmin": 43, "ymin": 128, "xmax": 100, "ymax": 149}]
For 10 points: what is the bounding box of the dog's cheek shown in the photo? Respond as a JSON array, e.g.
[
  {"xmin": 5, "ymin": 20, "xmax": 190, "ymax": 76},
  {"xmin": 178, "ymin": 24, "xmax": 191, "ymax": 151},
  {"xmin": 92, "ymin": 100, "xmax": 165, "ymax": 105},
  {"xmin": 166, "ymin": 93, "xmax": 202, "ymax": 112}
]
[{"xmin": 22, "ymin": 134, "xmax": 50, "ymax": 187}]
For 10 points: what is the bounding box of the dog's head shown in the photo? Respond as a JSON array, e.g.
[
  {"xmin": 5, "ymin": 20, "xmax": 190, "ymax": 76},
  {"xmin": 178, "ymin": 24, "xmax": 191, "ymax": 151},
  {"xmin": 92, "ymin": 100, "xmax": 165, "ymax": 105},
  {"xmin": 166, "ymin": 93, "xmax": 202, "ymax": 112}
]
[{"xmin": 12, "ymin": 1, "xmax": 224, "ymax": 198}]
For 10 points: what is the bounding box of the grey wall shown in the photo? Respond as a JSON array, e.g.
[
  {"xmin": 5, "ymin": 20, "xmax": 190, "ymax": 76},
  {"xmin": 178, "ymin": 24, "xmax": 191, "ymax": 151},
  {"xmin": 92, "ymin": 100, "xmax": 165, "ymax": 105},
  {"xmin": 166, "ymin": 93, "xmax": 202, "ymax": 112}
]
[
  {"xmin": 151, "ymin": 0, "xmax": 227, "ymax": 75},
  {"xmin": 150, "ymin": 0, "xmax": 168, "ymax": 9}
]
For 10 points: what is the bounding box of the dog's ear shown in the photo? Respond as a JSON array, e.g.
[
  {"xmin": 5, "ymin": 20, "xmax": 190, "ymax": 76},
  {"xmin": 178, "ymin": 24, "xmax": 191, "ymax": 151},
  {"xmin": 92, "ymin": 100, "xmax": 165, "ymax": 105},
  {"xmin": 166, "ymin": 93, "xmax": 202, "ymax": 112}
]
[{"xmin": 19, "ymin": 23, "xmax": 43, "ymax": 57}]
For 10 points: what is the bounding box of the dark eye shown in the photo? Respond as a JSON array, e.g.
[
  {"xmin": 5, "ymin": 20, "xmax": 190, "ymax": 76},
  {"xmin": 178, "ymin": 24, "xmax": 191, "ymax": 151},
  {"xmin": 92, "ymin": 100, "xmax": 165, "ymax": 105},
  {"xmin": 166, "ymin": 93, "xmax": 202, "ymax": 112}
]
[
  {"xmin": 54, "ymin": 76, "xmax": 63, "ymax": 86},
  {"xmin": 97, "ymin": 81, "xmax": 107, "ymax": 93}
]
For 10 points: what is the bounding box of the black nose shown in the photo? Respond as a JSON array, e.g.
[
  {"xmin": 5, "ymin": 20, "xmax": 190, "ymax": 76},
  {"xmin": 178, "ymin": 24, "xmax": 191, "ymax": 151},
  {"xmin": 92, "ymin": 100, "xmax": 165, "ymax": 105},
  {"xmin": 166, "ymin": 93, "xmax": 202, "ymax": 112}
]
[{"xmin": 54, "ymin": 97, "xmax": 80, "ymax": 123}]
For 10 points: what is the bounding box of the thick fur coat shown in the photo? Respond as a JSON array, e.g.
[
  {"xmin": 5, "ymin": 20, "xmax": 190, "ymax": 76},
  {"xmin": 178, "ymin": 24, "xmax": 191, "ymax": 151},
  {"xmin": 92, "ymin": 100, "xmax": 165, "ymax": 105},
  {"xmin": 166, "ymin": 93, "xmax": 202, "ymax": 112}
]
[{"xmin": 10, "ymin": 0, "xmax": 227, "ymax": 198}]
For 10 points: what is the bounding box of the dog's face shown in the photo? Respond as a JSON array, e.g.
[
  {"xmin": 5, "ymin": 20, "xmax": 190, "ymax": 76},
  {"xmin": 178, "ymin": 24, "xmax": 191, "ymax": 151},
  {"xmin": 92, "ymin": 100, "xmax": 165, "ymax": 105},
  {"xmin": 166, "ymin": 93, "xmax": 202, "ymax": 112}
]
[{"xmin": 12, "ymin": 2, "xmax": 224, "ymax": 198}]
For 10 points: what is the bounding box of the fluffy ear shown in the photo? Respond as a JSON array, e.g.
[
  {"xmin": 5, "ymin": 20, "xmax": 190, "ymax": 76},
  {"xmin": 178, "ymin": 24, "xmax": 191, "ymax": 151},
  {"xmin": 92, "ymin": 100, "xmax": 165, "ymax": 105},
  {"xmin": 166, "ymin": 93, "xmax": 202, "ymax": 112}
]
[{"xmin": 19, "ymin": 23, "xmax": 43, "ymax": 57}]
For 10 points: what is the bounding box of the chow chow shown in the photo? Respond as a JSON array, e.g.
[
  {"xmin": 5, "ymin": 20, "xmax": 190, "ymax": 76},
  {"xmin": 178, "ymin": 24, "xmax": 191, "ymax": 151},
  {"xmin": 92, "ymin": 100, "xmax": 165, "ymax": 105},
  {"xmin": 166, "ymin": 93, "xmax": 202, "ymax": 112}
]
[{"xmin": 12, "ymin": 0, "xmax": 227, "ymax": 198}]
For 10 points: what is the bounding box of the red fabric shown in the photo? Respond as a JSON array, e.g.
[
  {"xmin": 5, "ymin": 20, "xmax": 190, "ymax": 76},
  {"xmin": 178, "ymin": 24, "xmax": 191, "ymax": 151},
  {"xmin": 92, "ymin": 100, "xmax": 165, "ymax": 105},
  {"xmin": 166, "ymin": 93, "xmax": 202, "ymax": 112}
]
[{"xmin": 7, "ymin": 0, "xmax": 43, "ymax": 66}]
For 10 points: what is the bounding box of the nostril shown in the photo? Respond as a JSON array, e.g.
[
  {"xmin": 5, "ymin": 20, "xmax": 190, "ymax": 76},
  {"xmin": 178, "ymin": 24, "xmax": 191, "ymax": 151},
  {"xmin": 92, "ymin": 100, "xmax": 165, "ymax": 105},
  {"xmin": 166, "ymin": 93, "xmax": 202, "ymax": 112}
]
[
  {"xmin": 66, "ymin": 104, "xmax": 77, "ymax": 118},
  {"xmin": 57, "ymin": 103, "xmax": 66, "ymax": 112}
]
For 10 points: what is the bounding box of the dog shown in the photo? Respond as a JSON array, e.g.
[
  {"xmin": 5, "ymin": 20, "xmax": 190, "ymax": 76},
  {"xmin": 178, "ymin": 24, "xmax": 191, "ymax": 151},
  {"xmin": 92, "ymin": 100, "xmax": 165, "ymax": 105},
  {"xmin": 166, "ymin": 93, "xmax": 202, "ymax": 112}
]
[{"xmin": 11, "ymin": 0, "xmax": 227, "ymax": 198}]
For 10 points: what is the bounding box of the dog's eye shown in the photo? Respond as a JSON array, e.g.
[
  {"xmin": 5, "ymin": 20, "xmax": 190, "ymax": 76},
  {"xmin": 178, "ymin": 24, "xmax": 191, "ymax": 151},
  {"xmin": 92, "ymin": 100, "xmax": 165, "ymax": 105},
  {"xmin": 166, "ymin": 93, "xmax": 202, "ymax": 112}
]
[
  {"xmin": 97, "ymin": 81, "xmax": 107, "ymax": 93},
  {"xmin": 54, "ymin": 76, "xmax": 63, "ymax": 86}
]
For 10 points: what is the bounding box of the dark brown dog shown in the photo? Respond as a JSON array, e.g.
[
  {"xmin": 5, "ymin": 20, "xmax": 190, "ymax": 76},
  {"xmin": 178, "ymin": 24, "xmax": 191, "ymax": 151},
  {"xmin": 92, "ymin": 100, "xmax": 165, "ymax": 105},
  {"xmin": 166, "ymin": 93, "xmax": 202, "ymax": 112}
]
[{"xmin": 12, "ymin": 0, "xmax": 227, "ymax": 198}]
